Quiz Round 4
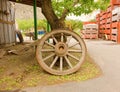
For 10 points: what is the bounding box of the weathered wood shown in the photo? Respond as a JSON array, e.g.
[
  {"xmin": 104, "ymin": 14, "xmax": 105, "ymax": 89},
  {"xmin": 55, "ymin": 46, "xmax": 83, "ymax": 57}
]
[
  {"xmin": 8, "ymin": 50, "xmax": 18, "ymax": 55},
  {"xmin": 0, "ymin": 0, "xmax": 2, "ymax": 44},
  {"xmin": 3, "ymin": 0, "xmax": 10, "ymax": 44},
  {"xmin": 0, "ymin": 0, "xmax": 16, "ymax": 45},
  {"xmin": 10, "ymin": 2, "xmax": 16, "ymax": 43},
  {"xmin": 0, "ymin": 0, "xmax": 5, "ymax": 44},
  {"xmin": 0, "ymin": 19, "xmax": 15, "ymax": 24},
  {"xmin": 7, "ymin": 1, "xmax": 12, "ymax": 43}
]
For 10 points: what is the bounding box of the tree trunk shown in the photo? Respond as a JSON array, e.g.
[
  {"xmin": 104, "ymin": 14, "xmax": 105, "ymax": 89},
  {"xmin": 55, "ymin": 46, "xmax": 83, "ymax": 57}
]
[{"xmin": 41, "ymin": 0, "xmax": 65, "ymax": 30}]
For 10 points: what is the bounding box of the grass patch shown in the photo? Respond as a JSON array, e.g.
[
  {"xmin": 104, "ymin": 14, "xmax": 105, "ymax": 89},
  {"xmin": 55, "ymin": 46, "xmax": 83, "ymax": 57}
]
[{"xmin": 0, "ymin": 44, "xmax": 102, "ymax": 90}]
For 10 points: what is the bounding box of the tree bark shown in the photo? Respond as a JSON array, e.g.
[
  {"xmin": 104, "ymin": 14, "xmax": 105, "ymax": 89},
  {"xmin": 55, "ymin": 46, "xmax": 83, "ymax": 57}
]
[{"xmin": 40, "ymin": 0, "xmax": 65, "ymax": 30}]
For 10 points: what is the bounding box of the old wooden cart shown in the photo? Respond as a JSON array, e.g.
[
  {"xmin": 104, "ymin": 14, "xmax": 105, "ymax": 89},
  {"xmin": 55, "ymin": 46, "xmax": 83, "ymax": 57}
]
[{"xmin": 36, "ymin": 29, "xmax": 86, "ymax": 75}]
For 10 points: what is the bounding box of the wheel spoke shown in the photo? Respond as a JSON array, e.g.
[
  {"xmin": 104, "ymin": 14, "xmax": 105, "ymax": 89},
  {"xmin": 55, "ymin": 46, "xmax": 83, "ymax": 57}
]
[
  {"xmin": 52, "ymin": 35, "xmax": 58, "ymax": 44},
  {"xmin": 45, "ymin": 41, "xmax": 55, "ymax": 48},
  {"xmin": 64, "ymin": 56, "xmax": 73, "ymax": 68},
  {"xmin": 61, "ymin": 33, "xmax": 64, "ymax": 42},
  {"xmin": 68, "ymin": 49, "xmax": 82, "ymax": 53},
  {"xmin": 41, "ymin": 49, "xmax": 55, "ymax": 52},
  {"xmin": 36, "ymin": 30, "xmax": 86, "ymax": 75},
  {"xmin": 43, "ymin": 53, "xmax": 55, "ymax": 61},
  {"xmin": 60, "ymin": 57, "xmax": 63, "ymax": 71},
  {"xmin": 66, "ymin": 36, "xmax": 72, "ymax": 45},
  {"xmin": 69, "ymin": 42, "xmax": 79, "ymax": 48},
  {"xmin": 50, "ymin": 56, "xmax": 59, "ymax": 68},
  {"xmin": 67, "ymin": 53, "xmax": 79, "ymax": 61}
]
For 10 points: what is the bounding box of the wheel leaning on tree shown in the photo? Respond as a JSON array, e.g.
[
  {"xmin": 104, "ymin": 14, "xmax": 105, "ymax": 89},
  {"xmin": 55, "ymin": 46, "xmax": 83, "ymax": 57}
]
[{"xmin": 36, "ymin": 29, "xmax": 86, "ymax": 75}]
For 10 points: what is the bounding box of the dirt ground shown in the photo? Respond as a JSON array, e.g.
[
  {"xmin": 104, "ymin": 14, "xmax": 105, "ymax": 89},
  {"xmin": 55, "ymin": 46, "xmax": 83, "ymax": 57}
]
[{"xmin": 0, "ymin": 43, "xmax": 101, "ymax": 90}]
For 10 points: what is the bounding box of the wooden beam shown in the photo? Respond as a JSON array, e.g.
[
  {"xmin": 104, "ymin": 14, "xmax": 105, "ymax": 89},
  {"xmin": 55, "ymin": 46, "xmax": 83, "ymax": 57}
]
[{"xmin": 9, "ymin": 0, "xmax": 42, "ymax": 7}]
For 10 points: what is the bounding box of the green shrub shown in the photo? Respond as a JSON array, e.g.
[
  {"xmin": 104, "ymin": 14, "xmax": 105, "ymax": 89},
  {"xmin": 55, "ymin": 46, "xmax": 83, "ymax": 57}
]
[
  {"xmin": 16, "ymin": 19, "xmax": 83, "ymax": 33},
  {"xmin": 16, "ymin": 19, "xmax": 47, "ymax": 32}
]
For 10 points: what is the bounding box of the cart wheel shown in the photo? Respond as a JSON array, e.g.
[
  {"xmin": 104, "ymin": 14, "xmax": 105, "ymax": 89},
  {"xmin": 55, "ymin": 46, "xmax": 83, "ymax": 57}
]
[{"xmin": 36, "ymin": 29, "xmax": 86, "ymax": 75}]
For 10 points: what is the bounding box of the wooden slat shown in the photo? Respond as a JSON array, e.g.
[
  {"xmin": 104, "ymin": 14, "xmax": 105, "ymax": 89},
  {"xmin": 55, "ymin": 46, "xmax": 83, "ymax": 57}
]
[
  {"xmin": 8, "ymin": 1, "xmax": 16, "ymax": 43},
  {"xmin": 7, "ymin": 1, "xmax": 12, "ymax": 43},
  {"xmin": 3, "ymin": 0, "xmax": 10, "ymax": 44},
  {"xmin": 0, "ymin": 0, "xmax": 5, "ymax": 44},
  {"xmin": 0, "ymin": 0, "xmax": 16, "ymax": 45},
  {"xmin": 11, "ymin": 3, "xmax": 16, "ymax": 43},
  {"xmin": 0, "ymin": 19, "xmax": 15, "ymax": 24},
  {"xmin": 0, "ymin": 0, "xmax": 2, "ymax": 44}
]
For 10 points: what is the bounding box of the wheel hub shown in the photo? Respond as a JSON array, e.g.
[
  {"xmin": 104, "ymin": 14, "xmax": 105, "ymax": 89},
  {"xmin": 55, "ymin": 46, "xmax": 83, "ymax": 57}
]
[
  {"xmin": 55, "ymin": 42, "xmax": 68, "ymax": 56},
  {"xmin": 36, "ymin": 29, "xmax": 86, "ymax": 75}
]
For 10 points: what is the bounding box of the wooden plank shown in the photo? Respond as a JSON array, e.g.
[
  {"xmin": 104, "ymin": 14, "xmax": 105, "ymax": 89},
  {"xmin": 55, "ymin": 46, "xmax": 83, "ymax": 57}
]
[
  {"xmin": 112, "ymin": 29, "xmax": 118, "ymax": 35},
  {"xmin": 112, "ymin": 7, "xmax": 120, "ymax": 15},
  {"xmin": 2, "ymin": 0, "xmax": 9, "ymax": 44},
  {"xmin": 10, "ymin": 2, "xmax": 16, "ymax": 43},
  {"xmin": 6, "ymin": 0, "xmax": 10, "ymax": 44},
  {"xmin": 0, "ymin": 0, "xmax": 16, "ymax": 45},
  {"xmin": 0, "ymin": 0, "xmax": 2, "ymax": 44},
  {"xmin": 12, "ymin": 24, "xmax": 16, "ymax": 43},
  {"xmin": 7, "ymin": 1, "xmax": 12, "ymax": 43},
  {"xmin": 0, "ymin": 0, "xmax": 5, "ymax": 44}
]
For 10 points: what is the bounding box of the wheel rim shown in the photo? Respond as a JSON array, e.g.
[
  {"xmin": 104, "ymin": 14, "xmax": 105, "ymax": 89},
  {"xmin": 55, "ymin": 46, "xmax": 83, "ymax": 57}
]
[{"xmin": 36, "ymin": 29, "xmax": 86, "ymax": 75}]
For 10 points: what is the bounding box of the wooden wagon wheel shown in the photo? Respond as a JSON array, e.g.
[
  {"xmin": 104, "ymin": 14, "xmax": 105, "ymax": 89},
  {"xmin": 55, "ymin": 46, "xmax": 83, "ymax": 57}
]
[{"xmin": 36, "ymin": 29, "xmax": 86, "ymax": 75}]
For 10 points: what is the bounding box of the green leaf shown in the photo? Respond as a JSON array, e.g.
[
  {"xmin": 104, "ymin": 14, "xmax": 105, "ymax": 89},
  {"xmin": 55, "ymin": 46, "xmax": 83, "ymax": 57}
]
[{"xmin": 52, "ymin": 0, "xmax": 110, "ymax": 17}]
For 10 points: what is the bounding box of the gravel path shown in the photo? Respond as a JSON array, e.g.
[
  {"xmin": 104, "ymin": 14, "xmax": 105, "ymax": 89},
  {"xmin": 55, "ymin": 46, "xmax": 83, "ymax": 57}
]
[{"xmin": 19, "ymin": 40, "xmax": 120, "ymax": 92}]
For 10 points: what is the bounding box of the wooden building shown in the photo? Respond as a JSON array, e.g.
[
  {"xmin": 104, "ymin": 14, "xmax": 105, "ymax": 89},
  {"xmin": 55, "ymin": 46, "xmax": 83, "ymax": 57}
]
[{"xmin": 0, "ymin": 0, "xmax": 16, "ymax": 45}]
